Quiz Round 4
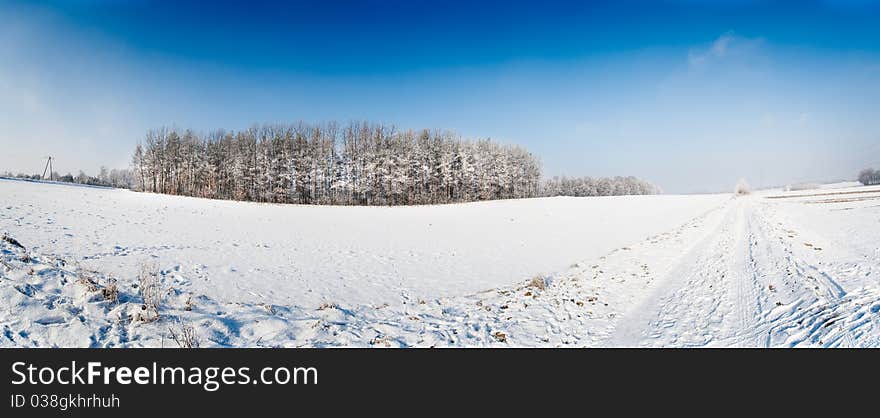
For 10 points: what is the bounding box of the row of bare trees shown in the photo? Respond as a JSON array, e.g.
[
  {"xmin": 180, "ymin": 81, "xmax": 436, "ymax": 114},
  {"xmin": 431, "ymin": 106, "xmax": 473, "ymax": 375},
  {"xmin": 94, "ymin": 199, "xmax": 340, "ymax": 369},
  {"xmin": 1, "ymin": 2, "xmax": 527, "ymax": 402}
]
[
  {"xmin": 131, "ymin": 122, "xmax": 543, "ymax": 205},
  {"xmin": 130, "ymin": 121, "xmax": 661, "ymax": 205},
  {"xmin": 541, "ymin": 175, "xmax": 660, "ymax": 197}
]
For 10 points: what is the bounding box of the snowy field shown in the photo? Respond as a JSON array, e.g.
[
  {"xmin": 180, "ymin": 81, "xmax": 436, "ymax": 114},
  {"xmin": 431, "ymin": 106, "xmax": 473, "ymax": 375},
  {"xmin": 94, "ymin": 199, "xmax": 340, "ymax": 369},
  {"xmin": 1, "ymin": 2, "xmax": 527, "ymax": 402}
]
[
  {"xmin": 1, "ymin": 178, "xmax": 879, "ymax": 347},
  {"xmin": 0, "ymin": 178, "xmax": 725, "ymax": 307}
]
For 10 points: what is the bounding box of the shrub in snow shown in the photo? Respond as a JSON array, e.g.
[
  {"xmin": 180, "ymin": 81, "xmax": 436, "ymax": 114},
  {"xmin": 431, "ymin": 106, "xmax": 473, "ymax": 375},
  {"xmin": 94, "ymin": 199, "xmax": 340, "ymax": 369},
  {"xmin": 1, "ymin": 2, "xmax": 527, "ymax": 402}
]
[
  {"xmin": 74, "ymin": 266, "xmax": 119, "ymax": 304},
  {"xmin": 102, "ymin": 280, "xmax": 119, "ymax": 304},
  {"xmin": 168, "ymin": 322, "xmax": 200, "ymax": 348},
  {"xmin": 528, "ymin": 275, "xmax": 547, "ymax": 291},
  {"xmin": 734, "ymin": 179, "xmax": 750, "ymax": 196},
  {"xmin": 76, "ymin": 276, "xmax": 100, "ymax": 292}
]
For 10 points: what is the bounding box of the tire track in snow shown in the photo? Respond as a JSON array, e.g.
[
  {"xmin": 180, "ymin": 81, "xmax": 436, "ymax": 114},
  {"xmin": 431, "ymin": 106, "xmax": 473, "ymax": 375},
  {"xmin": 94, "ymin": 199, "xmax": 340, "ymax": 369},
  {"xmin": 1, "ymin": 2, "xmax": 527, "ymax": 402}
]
[
  {"xmin": 604, "ymin": 199, "xmax": 744, "ymax": 347},
  {"xmin": 728, "ymin": 207, "xmax": 764, "ymax": 347},
  {"xmin": 602, "ymin": 196, "xmax": 870, "ymax": 348},
  {"xmin": 717, "ymin": 201, "xmax": 862, "ymax": 347}
]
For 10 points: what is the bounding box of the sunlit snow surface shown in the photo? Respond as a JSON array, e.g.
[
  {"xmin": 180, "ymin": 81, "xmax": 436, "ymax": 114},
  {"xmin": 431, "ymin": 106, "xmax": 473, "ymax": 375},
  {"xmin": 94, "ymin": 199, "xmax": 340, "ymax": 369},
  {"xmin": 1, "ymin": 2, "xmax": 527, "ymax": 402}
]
[{"xmin": 1, "ymin": 178, "xmax": 878, "ymax": 347}]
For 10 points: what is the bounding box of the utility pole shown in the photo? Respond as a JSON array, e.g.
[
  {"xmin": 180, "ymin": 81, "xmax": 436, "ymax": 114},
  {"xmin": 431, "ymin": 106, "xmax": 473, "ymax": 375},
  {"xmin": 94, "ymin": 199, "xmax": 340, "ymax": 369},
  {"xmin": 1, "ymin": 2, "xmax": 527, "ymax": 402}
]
[{"xmin": 41, "ymin": 156, "xmax": 53, "ymax": 181}]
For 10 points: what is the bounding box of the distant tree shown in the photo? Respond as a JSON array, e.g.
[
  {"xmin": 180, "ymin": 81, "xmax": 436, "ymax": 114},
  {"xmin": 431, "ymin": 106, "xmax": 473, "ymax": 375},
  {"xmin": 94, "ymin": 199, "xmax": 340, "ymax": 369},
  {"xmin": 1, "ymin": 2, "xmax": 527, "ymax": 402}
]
[
  {"xmin": 735, "ymin": 179, "xmax": 750, "ymax": 196},
  {"xmin": 858, "ymin": 168, "xmax": 879, "ymax": 186},
  {"xmin": 98, "ymin": 166, "xmax": 109, "ymax": 185}
]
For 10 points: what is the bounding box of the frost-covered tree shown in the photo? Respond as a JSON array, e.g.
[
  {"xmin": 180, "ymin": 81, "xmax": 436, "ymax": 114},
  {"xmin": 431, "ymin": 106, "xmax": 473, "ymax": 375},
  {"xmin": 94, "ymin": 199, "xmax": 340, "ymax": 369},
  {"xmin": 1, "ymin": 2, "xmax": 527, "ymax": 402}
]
[
  {"xmin": 858, "ymin": 168, "xmax": 880, "ymax": 186},
  {"xmin": 734, "ymin": 179, "xmax": 750, "ymax": 196},
  {"xmin": 132, "ymin": 121, "xmax": 658, "ymax": 205},
  {"xmin": 539, "ymin": 175, "xmax": 660, "ymax": 197}
]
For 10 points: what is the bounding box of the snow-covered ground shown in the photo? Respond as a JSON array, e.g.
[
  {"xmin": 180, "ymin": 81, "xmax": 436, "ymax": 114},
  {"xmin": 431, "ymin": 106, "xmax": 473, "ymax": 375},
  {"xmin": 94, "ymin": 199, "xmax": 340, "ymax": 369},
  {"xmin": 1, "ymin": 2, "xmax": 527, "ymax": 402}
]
[
  {"xmin": 0, "ymin": 178, "xmax": 725, "ymax": 307},
  {"xmin": 1, "ymin": 178, "xmax": 878, "ymax": 347}
]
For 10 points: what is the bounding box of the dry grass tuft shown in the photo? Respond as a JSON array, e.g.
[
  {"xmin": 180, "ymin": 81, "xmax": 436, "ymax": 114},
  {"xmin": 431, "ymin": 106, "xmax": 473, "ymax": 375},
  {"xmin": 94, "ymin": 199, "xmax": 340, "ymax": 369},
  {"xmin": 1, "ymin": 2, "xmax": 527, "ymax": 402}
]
[
  {"xmin": 168, "ymin": 322, "xmax": 200, "ymax": 348},
  {"xmin": 528, "ymin": 275, "xmax": 547, "ymax": 291}
]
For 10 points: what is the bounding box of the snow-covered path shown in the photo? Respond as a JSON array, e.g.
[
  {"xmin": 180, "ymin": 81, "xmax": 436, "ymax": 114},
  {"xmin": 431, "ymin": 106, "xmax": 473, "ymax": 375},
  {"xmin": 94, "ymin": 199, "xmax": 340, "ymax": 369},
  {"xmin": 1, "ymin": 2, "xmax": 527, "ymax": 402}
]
[{"xmin": 604, "ymin": 188, "xmax": 880, "ymax": 347}]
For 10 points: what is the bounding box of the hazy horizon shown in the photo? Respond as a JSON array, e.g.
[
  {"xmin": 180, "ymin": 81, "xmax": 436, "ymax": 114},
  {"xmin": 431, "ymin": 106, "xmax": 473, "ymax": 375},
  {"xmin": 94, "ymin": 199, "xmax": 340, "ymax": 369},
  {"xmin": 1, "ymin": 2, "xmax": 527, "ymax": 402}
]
[{"xmin": 1, "ymin": 0, "xmax": 879, "ymax": 193}]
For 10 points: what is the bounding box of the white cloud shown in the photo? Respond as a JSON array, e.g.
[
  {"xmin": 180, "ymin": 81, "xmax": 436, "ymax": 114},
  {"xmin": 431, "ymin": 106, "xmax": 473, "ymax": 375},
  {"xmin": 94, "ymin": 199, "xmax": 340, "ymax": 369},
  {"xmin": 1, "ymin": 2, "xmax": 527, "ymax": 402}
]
[{"xmin": 688, "ymin": 31, "xmax": 763, "ymax": 67}]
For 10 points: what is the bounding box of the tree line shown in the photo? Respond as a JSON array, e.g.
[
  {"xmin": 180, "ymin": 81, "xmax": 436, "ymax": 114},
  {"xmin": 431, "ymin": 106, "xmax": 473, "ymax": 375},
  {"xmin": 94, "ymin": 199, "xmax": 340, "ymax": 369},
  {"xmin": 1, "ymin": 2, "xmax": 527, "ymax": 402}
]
[
  {"xmin": 858, "ymin": 168, "xmax": 880, "ymax": 186},
  {"xmin": 129, "ymin": 122, "xmax": 659, "ymax": 205},
  {"xmin": 2, "ymin": 167, "xmax": 134, "ymax": 189},
  {"xmin": 541, "ymin": 175, "xmax": 660, "ymax": 197},
  {"xmin": 130, "ymin": 122, "xmax": 543, "ymax": 205}
]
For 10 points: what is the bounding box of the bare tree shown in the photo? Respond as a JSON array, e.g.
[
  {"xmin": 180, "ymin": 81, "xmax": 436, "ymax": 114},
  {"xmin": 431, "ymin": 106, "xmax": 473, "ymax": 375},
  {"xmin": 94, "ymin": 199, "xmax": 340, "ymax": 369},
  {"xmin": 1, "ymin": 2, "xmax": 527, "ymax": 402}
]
[{"xmin": 858, "ymin": 168, "xmax": 879, "ymax": 186}]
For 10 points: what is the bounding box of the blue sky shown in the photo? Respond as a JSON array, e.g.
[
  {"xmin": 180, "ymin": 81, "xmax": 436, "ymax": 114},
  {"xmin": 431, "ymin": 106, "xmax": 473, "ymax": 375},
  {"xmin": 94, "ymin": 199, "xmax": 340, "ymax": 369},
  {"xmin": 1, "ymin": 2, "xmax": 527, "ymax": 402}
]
[{"xmin": 1, "ymin": 0, "xmax": 879, "ymax": 193}]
